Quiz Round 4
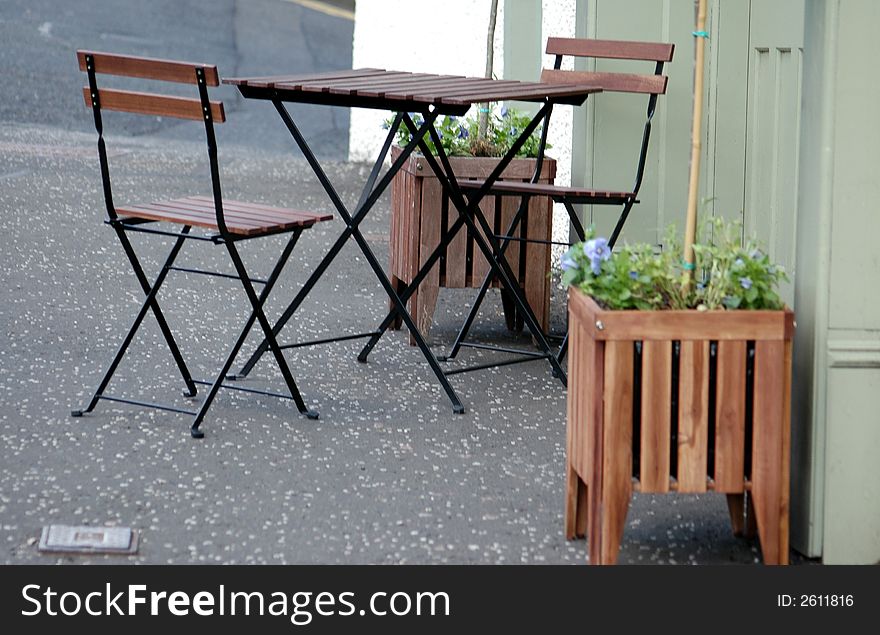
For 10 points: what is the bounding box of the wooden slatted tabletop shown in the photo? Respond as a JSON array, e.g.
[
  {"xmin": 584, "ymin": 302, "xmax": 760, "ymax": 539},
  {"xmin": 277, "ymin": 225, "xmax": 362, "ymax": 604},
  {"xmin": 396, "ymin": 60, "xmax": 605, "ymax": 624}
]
[{"xmin": 224, "ymin": 69, "xmax": 601, "ymax": 116}]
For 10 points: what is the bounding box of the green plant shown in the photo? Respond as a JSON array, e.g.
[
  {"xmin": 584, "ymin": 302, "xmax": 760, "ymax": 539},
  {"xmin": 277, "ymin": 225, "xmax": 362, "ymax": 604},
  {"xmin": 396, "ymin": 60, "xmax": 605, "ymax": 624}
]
[
  {"xmin": 384, "ymin": 105, "xmax": 549, "ymax": 158},
  {"xmin": 561, "ymin": 217, "xmax": 788, "ymax": 311}
]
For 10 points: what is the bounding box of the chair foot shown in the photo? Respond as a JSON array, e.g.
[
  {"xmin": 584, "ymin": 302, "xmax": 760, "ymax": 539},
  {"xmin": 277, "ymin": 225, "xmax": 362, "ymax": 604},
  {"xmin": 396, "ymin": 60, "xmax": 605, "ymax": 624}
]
[
  {"xmin": 190, "ymin": 427, "xmax": 205, "ymax": 439},
  {"xmin": 182, "ymin": 389, "xmax": 197, "ymax": 398},
  {"xmin": 453, "ymin": 405, "xmax": 465, "ymax": 414},
  {"xmin": 356, "ymin": 353, "xmax": 368, "ymax": 364},
  {"xmin": 225, "ymin": 373, "xmax": 242, "ymax": 381},
  {"xmin": 303, "ymin": 410, "xmax": 320, "ymax": 420},
  {"xmin": 70, "ymin": 409, "xmax": 84, "ymax": 417},
  {"xmin": 437, "ymin": 355, "xmax": 449, "ymax": 362}
]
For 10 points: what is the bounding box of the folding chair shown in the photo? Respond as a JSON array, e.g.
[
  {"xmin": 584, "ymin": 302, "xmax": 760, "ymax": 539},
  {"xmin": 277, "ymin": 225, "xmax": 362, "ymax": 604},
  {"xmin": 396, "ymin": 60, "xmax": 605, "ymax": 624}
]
[
  {"xmin": 70, "ymin": 50, "xmax": 332, "ymax": 438},
  {"xmin": 448, "ymin": 37, "xmax": 674, "ymax": 367}
]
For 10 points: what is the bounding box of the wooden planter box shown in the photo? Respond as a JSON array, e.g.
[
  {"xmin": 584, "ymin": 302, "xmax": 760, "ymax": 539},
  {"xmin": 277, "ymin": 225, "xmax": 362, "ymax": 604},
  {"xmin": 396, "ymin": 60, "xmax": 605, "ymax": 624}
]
[
  {"xmin": 565, "ymin": 288, "xmax": 795, "ymax": 564},
  {"xmin": 388, "ymin": 146, "xmax": 557, "ymax": 341}
]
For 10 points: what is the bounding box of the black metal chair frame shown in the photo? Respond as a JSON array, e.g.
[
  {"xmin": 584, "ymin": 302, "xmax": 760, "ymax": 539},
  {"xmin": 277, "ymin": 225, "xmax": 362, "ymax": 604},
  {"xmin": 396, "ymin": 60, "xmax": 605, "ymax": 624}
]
[
  {"xmin": 71, "ymin": 52, "xmax": 323, "ymax": 438},
  {"xmin": 441, "ymin": 40, "xmax": 672, "ymax": 373}
]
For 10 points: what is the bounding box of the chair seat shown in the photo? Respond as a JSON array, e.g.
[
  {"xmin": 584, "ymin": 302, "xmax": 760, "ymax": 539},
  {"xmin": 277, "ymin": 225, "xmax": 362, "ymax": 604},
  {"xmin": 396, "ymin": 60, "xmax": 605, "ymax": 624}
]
[
  {"xmin": 457, "ymin": 179, "xmax": 633, "ymax": 201},
  {"xmin": 118, "ymin": 195, "xmax": 332, "ymax": 236}
]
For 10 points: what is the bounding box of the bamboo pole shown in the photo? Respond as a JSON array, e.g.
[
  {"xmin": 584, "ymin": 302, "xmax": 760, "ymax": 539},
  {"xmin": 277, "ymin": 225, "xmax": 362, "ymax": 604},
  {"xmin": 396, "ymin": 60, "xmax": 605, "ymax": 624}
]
[
  {"xmin": 477, "ymin": 0, "xmax": 500, "ymax": 142},
  {"xmin": 682, "ymin": 0, "xmax": 708, "ymax": 282}
]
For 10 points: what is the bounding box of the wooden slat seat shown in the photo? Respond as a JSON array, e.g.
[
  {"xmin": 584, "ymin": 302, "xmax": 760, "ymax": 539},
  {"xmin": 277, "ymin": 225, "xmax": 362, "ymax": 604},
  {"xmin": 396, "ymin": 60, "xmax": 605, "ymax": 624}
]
[
  {"xmin": 456, "ymin": 178, "xmax": 633, "ymax": 201},
  {"xmin": 118, "ymin": 196, "xmax": 332, "ymax": 236}
]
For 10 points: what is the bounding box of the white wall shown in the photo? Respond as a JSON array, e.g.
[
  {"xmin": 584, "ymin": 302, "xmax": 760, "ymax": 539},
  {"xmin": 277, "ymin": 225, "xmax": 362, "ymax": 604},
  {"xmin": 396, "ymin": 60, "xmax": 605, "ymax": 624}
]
[
  {"xmin": 350, "ymin": 0, "xmax": 578, "ymax": 246},
  {"xmin": 539, "ymin": 0, "xmax": 577, "ymax": 247},
  {"xmin": 349, "ymin": 0, "xmax": 504, "ymax": 162}
]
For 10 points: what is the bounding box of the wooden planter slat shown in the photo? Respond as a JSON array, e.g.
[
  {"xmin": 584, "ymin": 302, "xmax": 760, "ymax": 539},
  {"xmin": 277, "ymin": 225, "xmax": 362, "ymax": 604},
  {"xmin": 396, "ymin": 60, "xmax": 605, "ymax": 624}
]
[
  {"xmin": 678, "ymin": 340, "xmax": 710, "ymax": 492},
  {"xmin": 471, "ymin": 197, "xmax": 494, "ymax": 284},
  {"xmin": 389, "ymin": 146, "xmax": 556, "ymax": 341},
  {"xmin": 525, "ymin": 199, "xmax": 552, "ymax": 328},
  {"xmin": 566, "ymin": 288, "xmax": 793, "ymax": 565},
  {"xmin": 416, "ymin": 177, "xmax": 443, "ymax": 333},
  {"xmin": 715, "ymin": 340, "xmax": 747, "ymax": 492},
  {"xmin": 445, "ymin": 195, "xmax": 467, "ymax": 287},
  {"xmin": 640, "ymin": 340, "xmax": 672, "ymax": 492},
  {"xmin": 500, "ymin": 196, "xmax": 521, "ymax": 282}
]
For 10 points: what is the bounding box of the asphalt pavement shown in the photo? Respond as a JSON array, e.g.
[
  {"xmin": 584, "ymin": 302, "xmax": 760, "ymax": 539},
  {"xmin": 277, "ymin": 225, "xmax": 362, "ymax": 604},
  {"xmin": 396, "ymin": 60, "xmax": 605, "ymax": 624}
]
[
  {"xmin": 0, "ymin": 0, "xmax": 798, "ymax": 565},
  {"xmin": 1, "ymin": 0, "xmax": 353, "ymax": 156}
]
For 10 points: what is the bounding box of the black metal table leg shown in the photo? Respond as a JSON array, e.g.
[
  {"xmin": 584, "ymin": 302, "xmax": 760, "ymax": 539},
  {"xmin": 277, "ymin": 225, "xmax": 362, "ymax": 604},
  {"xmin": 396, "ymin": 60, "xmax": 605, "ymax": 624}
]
[{"xmin": 234, "ymin": 104, "xmax": 466, "ymax": 413}]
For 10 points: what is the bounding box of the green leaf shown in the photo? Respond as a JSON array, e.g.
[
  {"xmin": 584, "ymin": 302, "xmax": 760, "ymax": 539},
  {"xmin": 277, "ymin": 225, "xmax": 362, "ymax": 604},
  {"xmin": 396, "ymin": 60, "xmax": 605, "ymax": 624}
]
[{"xmin": 561, "ymin": 269, "xmax": 578, "ymax": 287}]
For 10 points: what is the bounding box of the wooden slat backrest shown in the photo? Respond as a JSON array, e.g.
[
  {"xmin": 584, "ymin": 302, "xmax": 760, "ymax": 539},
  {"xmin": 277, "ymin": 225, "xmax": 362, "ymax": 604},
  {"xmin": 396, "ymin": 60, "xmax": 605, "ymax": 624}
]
[
  {"xmin": 546, "ymin": 37, "xmax": 674, "ymax": 63},
  {"xmin": 77, "ymin": 50, "xmax": 225, "ymax": 123},
  {"xmin": 77, "ymin": 50, "xmax": 220, "ymax": 85},
  {"xmin": 541, "ymin": 38, "xmax": 673, "ymax": 95},
  {"xmin": 541, "ymin": 69, "xmax": 668, "ymax": 95},
  {"xmin": 82, "ymin": 87, "xmax": 226, "ymax": 122}
]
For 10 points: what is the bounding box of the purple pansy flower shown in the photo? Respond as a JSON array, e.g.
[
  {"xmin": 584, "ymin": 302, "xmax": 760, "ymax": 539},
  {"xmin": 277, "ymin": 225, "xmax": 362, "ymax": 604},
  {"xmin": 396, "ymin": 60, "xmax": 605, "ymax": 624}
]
[
  {"xmin": 500, "ymin": 105, "xmax": 509, "ymax": 118},
  {"xmin": 739, "ymin": 276, "xmax": 753, "ymax": 290},
  {"xmin": 560, "ymin": 252, "xmax": 577, "ymax": 272},
  {"xmin": 584, "ymin": 238, "xmax": 611, "ymax": 274}
]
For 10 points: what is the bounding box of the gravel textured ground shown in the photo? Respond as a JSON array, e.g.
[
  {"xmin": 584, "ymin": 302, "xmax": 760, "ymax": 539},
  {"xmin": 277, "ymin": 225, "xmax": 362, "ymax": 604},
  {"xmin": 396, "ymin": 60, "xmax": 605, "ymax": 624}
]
[{"xmin": 0, "ymin": 122, "xmax": 804, "ymax": 565}]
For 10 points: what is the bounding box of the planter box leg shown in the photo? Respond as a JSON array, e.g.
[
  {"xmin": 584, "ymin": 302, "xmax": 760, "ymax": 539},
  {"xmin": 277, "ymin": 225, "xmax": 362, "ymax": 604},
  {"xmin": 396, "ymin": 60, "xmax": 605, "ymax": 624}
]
[
  {"xmin": 565, "ymin": 465, "xmax": 588, "ymax": 540},
  {"xmin": 500, "ymin": 288, "xmax": 518, "ymax": 332},
  {"xmin": 387, "ymin": 274, "xmax": 440, "ymax": 344},
  {"xmin": 588, "ymin": 340, "xmax": 633, "ymax": 565},
  {"xmin": 389, "ymin": 275, "xmax": 405, "ymax": 331},
  {"xmin": 408, "ymin": 275, "xmax": 438, "ymax": 346},
  {"xmin": 750, "ymin": 340, "xmax": 790, "ymax": 565},
  {"xmin": 726, "ymin": 493, "xmax": 757, "ymax": 538}
]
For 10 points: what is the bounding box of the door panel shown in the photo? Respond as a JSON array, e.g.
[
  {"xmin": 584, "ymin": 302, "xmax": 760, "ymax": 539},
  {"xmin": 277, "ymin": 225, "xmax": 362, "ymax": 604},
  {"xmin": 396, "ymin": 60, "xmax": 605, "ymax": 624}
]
[
  {"xmin": 580, "ymin": 0, "xmax": 804, "ymax": 302},
  {"xmin": 743, "ymin": 0, "xmax": 804, "ymax": 303}
]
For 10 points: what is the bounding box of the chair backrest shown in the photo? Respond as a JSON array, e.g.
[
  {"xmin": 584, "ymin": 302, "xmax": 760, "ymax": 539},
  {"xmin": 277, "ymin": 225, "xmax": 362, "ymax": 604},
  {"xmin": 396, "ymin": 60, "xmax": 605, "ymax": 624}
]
[
  {"xmin": 77, "ymin": 50, "xmax": 225, "ymax": 121},
  {"xmin": 77, "ymin": 50, "xmax": 227, "ymax": 226},
  {"xmin": 541, "ymin": 37, "xmax": 674, "ymax": 196},
  {"xmin": 542, "ymin": 37, "xmax": 673, "ymax": 94}
]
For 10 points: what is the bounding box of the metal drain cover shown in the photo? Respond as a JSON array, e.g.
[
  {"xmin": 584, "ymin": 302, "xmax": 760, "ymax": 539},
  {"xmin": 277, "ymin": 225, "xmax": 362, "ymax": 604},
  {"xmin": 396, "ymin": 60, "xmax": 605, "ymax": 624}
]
[{"xmin": 38, "ymin": 525, "xmax": 138, "ymax": 554}]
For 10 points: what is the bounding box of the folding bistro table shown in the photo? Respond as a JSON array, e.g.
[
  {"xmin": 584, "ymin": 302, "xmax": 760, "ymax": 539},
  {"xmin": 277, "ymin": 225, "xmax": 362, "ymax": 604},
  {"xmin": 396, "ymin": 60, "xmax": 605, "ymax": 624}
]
[{"xmin": 223, "ymin": 69, "xmax": 600, "ymax": 413}]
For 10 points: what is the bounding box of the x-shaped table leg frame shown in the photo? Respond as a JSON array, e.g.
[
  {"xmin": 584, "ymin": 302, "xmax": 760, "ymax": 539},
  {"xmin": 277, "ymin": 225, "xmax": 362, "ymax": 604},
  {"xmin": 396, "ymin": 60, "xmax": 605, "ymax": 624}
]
[
  {"xmin": 233, "ymin": 102, "xmax": 467, "ymax": 413},
  {"xmin": 357, "ymin": 104, "xmax": 569, "ymax": 386}
]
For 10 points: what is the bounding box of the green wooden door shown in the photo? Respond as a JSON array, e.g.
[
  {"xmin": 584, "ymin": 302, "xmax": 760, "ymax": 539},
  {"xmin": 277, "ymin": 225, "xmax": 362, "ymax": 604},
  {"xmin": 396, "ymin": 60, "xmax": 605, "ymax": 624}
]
[{"xmin": 573, "ymin": 0, "xmax": 804, "ymax": 302}]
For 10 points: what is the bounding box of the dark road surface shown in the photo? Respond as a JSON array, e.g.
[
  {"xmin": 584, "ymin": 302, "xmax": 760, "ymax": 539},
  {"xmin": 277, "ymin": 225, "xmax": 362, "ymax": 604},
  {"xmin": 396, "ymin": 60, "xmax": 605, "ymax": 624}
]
[{"xmin": 0, "ymin": 0, "xmax": 354, "ymax": 157}]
